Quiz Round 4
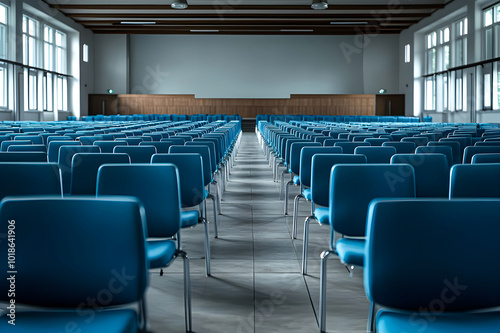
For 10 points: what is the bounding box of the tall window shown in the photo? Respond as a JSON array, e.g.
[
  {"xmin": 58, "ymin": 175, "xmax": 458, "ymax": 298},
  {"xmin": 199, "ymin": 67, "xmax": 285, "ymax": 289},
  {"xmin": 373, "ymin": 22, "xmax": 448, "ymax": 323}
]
[
  {"xmin": 483, "ymin": 4, "xmax": 500, "ymax": 60},
  {"xmin": 0, "ymin": 4, "xmax": 7, "ymax": 109},
  {"xmin": 425, "ymin": 77, "xmax": 435, "ymax": 110},
  {"xmin": 455, "ymin": 17, "xmax": 468, "ymax": 66},
  {"xmin": 0, "ymin": 4, "xmax": 7, "ymax": 59},
  {"xmin": 23, "ymin": 15, "xmax": 38, "ymax": 67},
  {"xmin": 42, "ymin": 24, "xmax": 67, "ymax": 111}
]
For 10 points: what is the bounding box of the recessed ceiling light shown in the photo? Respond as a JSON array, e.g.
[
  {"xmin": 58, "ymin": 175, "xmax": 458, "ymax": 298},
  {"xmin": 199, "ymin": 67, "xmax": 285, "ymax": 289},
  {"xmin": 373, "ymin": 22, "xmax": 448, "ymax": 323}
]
[
  {"xmin": 171, "ymin": 0, "xmax": 188, "ymax": 9},
  {"xmin": 190, "ymin": 30, "xmax": 219, "ymax": 32},
  {"xmin": 280, "ymin": 29, "xmax": 314, "ymax": 32},
  {"xmin": 311, "ymin": 0, "xmax": 328, "ymax": 10},
  {"xmin": 120, "ymin": 21, "xmax": 156, "ymax": 25},
  {"xmin": 330, "ymin": 22, "xmax": 369, "ymax": 25}
]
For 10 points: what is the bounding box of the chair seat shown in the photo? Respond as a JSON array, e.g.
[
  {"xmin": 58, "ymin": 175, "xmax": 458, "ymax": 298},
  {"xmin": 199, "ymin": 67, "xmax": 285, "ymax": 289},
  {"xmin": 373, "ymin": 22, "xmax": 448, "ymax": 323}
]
[
  {"xmin": 314, "ymin": 207, "xmax": 329, "ymax": 224},
  {"xmin": 181, "ymin": 210, "xmax": 200, "ymax": 228},
  {"xmin": 293, "ymin": 175, "xmax": 300, "ymax": 185},
  {"xmin": 303, "ymin": 189, "xmax": 312, "ymax": 201},
  {"xmin": 335, "ymin": 238, "xmax": 365, "ymax": 267},
  {"xmin": 147, "ymin": 239, "xmax": 176, "ymax": 269},
  {"xmin": 0, "ymin": 310, "xmax": 138, "ymax": 333},
  {"xmin": 377, "ymin": 309, "xmax": 500, "ymax": 333}
]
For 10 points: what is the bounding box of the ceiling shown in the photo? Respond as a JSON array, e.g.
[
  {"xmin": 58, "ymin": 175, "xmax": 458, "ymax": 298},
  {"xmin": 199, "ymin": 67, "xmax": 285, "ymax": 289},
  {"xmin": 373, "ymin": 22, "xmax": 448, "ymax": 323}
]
[{"xmin": 43, "ymin": 0, "xmax": 453, "ymax": 35}]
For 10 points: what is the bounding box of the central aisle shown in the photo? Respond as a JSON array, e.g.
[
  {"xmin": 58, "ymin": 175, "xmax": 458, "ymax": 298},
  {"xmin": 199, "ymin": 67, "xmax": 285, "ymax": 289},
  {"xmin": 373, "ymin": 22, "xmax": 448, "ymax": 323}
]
[{"xmin": 147, "ymin": 132, "xmax": 368, "ymax": 333}]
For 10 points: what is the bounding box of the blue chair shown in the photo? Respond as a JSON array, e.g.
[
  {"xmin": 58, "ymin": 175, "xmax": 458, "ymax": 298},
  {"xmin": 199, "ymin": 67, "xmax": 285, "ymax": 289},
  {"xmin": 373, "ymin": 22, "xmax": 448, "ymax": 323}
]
[
  {"xmin": 364, "ymin": 198, "xmax": 500, "ymax": 333},
  {"xmin": 354, "ymin": 146, "xmax": 396, "ymax": 163},
  {"xmin": 58, "ymin": 145, "xmax": 101, "ymax": 194},
  {"xmin": 0, "ymin": 162, "xmax": 62, "ymax": 200},
  {"xmin": 97, "ymin": 163, "xmax": 192, "ymax": 332},
  {"xmin": 78, "ymin": 135, "xmax": 104, "ymax": 145},
  {"xmin": 1, "ymin": 140, "xmax": 32, "ymax": 151},
  {"xmin": 471, "ymin": 153, "xmax": 500, "ymax": 163},
  {"xmin": 364, "ymin": 138, "xmax": 390, "ymax": 146},
  {"xmin": 450, "ymin": 163, "xmax": 500, "ymax": 198},
  {"xmin": 319, "ymin": 164, "xmax": 415, "ymax": 333},
  {"xmin": 162, "ymin": 137, "xmax": 185, "ymax": 145},
  {"xmin": 0, "ymin": 196, "xmax": 150, "ymax": 332},
  {"xmin": 334, "ymin": 141, "xmax": 370, "ymax": 154},
  {"xmin": 0, "ymin": 151, "xmax": 47, "ymax": 162},
  {"xmin": 113, "ymin": 145, "xmax": 157, "ymax": 163},
  {"xmin": 70, "ymin": 153, "xmax": 131, "ymax": 195},
  {"xmin": 382, "ymin": 141, "xmax": 416, "ymax": 154},
  {"xmin": 462, "ymin": 146, "xmax": 500, "ymax": 163},
  {"xmin": 48, "ymin": 141, "xmax": 81, "ymax": 163},
  {"xmin": 301, "ymin": 154, "xmax": 367, "ymax": 274},
  {"xmin": 94, "ymin": 140, "xmax": 128, "ymax": 153},
  {"xmin": 415, "ymin": 145, "xmax": 453, "ymax": 169},
  {"xmin": 401, "ymin": 136, "xmax": 428, "ymax": 147},
  {"xmin": 139, "ymin": 141, "xmax": 173, "ymax": 153},
  {"xmin": 121, "ymin": 137, "xmax": 144, "ymax": 145},
  {"xmin": 7, "ymin": 144, "xmax": 47, "ymax": 152},
  {"xmin": 391, "ymin": 153, "xmax": 449, "ymax": 197},
  {"xmin": 428, "ymin": 140, "xmax": 461, "ymax": 165},
  {"xmin": 291, "ymin": 146, "xmax": 342, "ymax": 239},
  {"xmin": 151, "ymin": 153, "xmax": 212, "ymax": 276},
  {"xmin": 14, "ymin": 135, "xmax": 43, "ymax": 144}
]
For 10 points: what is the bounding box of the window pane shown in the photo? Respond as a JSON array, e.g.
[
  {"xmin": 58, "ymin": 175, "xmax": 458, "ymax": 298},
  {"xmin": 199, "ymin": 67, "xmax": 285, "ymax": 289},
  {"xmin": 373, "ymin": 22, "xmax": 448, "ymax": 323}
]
[
  {"xmin": 22, "ymin": 17, "xmax": 27, "ymax": 33},
  {"xmin": 485, "ymin": 8, "xmax": 493, "ymax": 27},
  {"xmin": 28, "ymin": 37, "xmax": 35, "ymax": 66},
  {"xmin": 496, "ymin": 25, "xmax": 500, "ymax": 58},
  {"xmin": 456, "ymin": 40, "xmax": 463, "ymax": 66},
  {"xmin": 485, "ymin": 73, "xmax": 492, "ymax": 108},
  {"xmin": 28, "ymin": 19, "xmax": 35, "ymax": 35},
  {"xmin": 47, "ymin": 73, "xmax": 53, "ymax": 111},
  {"xmin": 432, "ymin": 32, "xmax": 437, "ymax": 46},
  {"xmin": 0, "ymin": 66, "xmax": 5, "ymax": 108},
  {"xmin": 443, "ymin": 75, "xmax": 448, "ymax": 110},
  {"xmin": 444, "ymin": 27, "xmax": 450, "ymax": 42},
  {"xmin": 0, "ymin": 5, "xmax": 6, "ymax": 25},
  {"xmin": 425, "ymin": 78, "xmax": 435, "ymax": 110},
  {"xmin": 444, "ymin": 45, "xmax": 450, "ymax": 70},
  {"xmin": 464, "ymin": 18, "xmax": 468, "ymax": 35},
  {"xmin": 486, "ymin": 28, "xmax": 493, "ymax": 60}
]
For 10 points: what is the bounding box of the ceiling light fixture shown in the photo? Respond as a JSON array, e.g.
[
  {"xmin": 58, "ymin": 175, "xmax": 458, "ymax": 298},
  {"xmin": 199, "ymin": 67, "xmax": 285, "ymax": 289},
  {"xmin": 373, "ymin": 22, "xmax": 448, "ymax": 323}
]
[
  {"xmin": 311, "ymin": 0, "xmax": 328, "ymax": 10},
  {"xmin": 120, "ymin": 21, "xmax": 156, "ymax": 25},
  {"xmin": 190, "ymin": 30, "xmax": 219, "ymax": 32},
  {"xmin": 280, "ymin": 29, "xmax": 314, "ymax": 32},
  {"xmin": 171, "ymin": 0, "xmax": 188, "ymax": 9},
  {"xmin": 330, "ymin": 21, "xmax": 369, "ymax": 25}
]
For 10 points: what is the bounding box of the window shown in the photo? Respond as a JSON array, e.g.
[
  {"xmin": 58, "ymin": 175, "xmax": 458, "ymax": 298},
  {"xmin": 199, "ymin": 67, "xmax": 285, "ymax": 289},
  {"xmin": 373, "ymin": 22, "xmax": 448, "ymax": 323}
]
[
  {"xmin": 425, "ymin": 77, "xmax": 435, "ymax": 110},
  {"xmin": 83, "ymin": 44, "xmax": 88, "ymax": 63},
  {"xmin": 455, "ymin": 18, "xmax": 468, "ymax": 66},
  {"xmin": 404, "ymin": 44, "xmax": 410, "ymax": 63},
  {"xmin": 483, "ymin": 4, "xmax": 500, "ymax": 60},
  {"xmin": 23, "ymin": 15, "xmax": 38, "ymax": 67},
  {"xmin": 0, "ymin": 4, "xmax": 7, "ymax": 59},
  {"xmin": 455, "ymin": 70, "xmax": 467, "ymax": 111},
  {"xmin": 426, "ymin": 32, "xmax": 437, "ymax": 74},
  {"xmin": 0, "ymin": 62, "xmax": 7, "ymax": 109},
  {"xmin": 494, "ymin": 62, "xmax": 500, "ymax": 110}
]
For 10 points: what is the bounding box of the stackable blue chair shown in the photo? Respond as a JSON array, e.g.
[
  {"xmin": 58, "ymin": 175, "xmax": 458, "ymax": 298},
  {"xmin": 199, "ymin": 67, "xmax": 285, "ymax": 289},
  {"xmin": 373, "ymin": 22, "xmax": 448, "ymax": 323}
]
[
  {"xmin": 415, "ymin": 145, "xmax": 453, "ymax": 169},
  {"xmin": 401, "ymin": 136, "xmax": 428, "ymax": 147},
  {"xmin": 318, "ymin": 164, "xmax": 415, "ymax": 333},
  {"xmin": 471, "ymin": 153, "xmax": 500, "ymax": 163},
  {"xmin": 391, "ymin": 153, "xmax": 449, "ymax": 197},
  {"xmin": 139, "ymin": 141, "xmax": 173, "ymax": 153},
  {"xmin": 70, "ymin": 153, "xmax": 131, "ymax": 195},
  {"xmin": 364, "ymin": 198, "xmax": 500, "ymax": 333},
  {"xmin": 0, "ymin": 151, "xmax": 47, "ymax": 162},
  {"xmin": 58, "ymin": 145, "xmax": 101, "ymax": 194},
  {"xmin": 462, "ymin": 146, "xmax": 500, "ymax": 163},
  {"xmin": 450, "ymin": 163, "xmax": 500, "ymax": 198},
  {"xmin": 152, "ymin": 153, "xmax": 212, "ymax": 276},
  {"xmin": 301, "ymin": 154, "xmax": 367, "ymax": 274},
  {"xmin": 94, "ymin": 140, "xmax": 128, "ymax": 153},
  {"xmin": 113, "ymin": 145, "xmax": 157, "ymax": 163},
  {"xmin": 97, "ymin": 163, "xmax": 192, "ymax": 332},
  {"xmin": 382, "ymin": 141, "xmax": 416, "ymax": 154},
  {"xmin": 48, "ymin": 140, "xmax": 81, "ymax": 162},
  {"xmin": 354, "ymin": 146, "xmax": 396, "ymax": 163},
  {"xmin": 291, "ymin": 146, "xmax": 342, "ymax": 239},
  {"xmin": 1, "ymin": 140, "xmax": 32, "ymax": 151},
  {"xmin": 0, "ymin": 196, "xmax": 150, "ymax": 332},
  {"xmin": 428, "ymin": 141, "xmax": 461, "ymax": 164},
  {"xmin": 7, "ymin": 144, "xmax": 46, "ymax": 152},
  {"xmin": 334, "ymin": 141, "xmax": 370, "ymax": 154}
]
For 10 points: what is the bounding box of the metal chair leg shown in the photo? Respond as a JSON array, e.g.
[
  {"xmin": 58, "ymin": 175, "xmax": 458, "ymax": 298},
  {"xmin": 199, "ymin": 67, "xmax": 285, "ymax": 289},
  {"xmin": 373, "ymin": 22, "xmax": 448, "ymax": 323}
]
[
  {"xmin": 319, "ymin": 251, "xmax": 331, "ymax": 333},
  {"xmin": 292, "ymin": 194, "xmax": 304, "ymax": 239},
  {"xmin": 284, "ymin": 180, "xmax": 293, "ymax": 215},
  {"xmin": 301, "ymin": 215, "xmax": 314, "ymax": 275},
  {"xmin": 367, "ymin": 301, "xmax": 375, "ymax": 332},
  {"xmin": 207, "ymin": 193, "xmax": 219, "ymax": 238},
  {"xmin": 176, "ymin": 250, "xmax": 192, "ymax": 332}
]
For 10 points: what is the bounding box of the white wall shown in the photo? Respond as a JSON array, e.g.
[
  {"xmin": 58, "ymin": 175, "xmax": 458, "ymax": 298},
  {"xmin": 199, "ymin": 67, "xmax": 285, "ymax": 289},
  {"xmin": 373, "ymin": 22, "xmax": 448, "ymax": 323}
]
[
  {"xmin": 93, "ymin": 33, "xmax": 400, "ymax": 99},
  {"xmin": 94, "ymin": 34, "xmax": 128, "ymax": 95}
]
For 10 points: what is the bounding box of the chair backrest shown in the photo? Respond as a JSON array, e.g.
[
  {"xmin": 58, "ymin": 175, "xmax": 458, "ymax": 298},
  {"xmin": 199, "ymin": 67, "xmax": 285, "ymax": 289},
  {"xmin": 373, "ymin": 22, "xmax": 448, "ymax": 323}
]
[
  {"xmin": 330, "ymin": 164, "xmax": 415, "ymax": 237},
  {"xmin": 0, "ymin": 162, "xmax": 62, "ymax": 200},
  {"xmin": 323, "ymin": 139, "xmax": 349, "ymax": 147},
  {"xmin": 70, "ymin": 153, "xmax": 131, "ymax": 195},
  {"xmin": 0, "ymin": 151, "xmax": 47, "ymax": 162},
  {"xmin": 364, "ymin": 138, "xmax": 390, "ymax": 146},
  {"xmin": 0, "ymin": 196, "xmax": 148, "ymax": 307},
  {"xmin": 311, "ymin": 154, "xmax": 366, "ymax": 207},
  {"xmin": 15, "ymin": 135, "xmax": 43, "ymax": 144},
  {"xmin": 415, "ymin": 145, "xmax": 452, "ymax": 169},
  {"xmin": 299, "ymin": 147, "xmax": 343, "ymax": 187},
  {"xmin": 289, "ymin": 142, "xmax": 321, "ymax": 175},
  {"xmin": 334, "ymin": 141, "xmax": 371, "ymax": 154},
  {"xmin": 121, "ymin": 137, "xmax": 144, "ymax": 145},
  {"xmin": 462, "ymin": 146, "xmax": 500, "ymax": 163},
  {"xmin": 185, "ymin": 141, "xmax": 217, "ymax": 172},
  {"xmin": 48, "ymin": 140, "xmax": 81, "ymax": 162},
  {"xmin": 161, "ymin": 137, "xmax": 185, "ymax": 145},
  {"xmin": 97, "ymin": 163, "xmax": 182, "ymax": 238},
  {"xmin": 151, "ymin": 153, "xmax": 204, "ymax": 208},
  {"xmin": 1, "ymin": 140, "xmax": 32, "ymax": 151},
  {"xmin": 449, "ymin": 163, "xmax": 500, "ymax": 198},
  {"xmin": 391, "ymin": 153, "xmax": 449, "ymax": 197},
  {"xmin": 354, "ymin": 146, "xmax": 396, "ymax": 163},
  {"xmin": 428, "ymin": 141, "xmax": 461, "ymax": 164},
  {"xmin": 58, "ymin": 145, "xmax": 102, "ymax": 194},
  {"xmin": 7, "ymin": 144, "xmax": 47, "ymax": 152},
  {"xmin": 365, "ymin": 198, "xmax": 500, "ymax": 312},
  {"xmin": 113, "ymin": 145, "xmax": 157, "ymax": 163},
  {"xmin": 94, "ymin": 140, "xmax": 128, "ymax": 153},
  {"xmin": 169, "ymin": 145, "xmax": 212, "ymax": 186},
  {"xmin": 401, "ymin": 136, "xmax": 429, "ymax": 147},
  {"xmin": 140, "ymin": 141, "xmax": 174, "ymax": 153},
  {"xmin": 382, "ymin": 141, "xmax": 416, "ymax": 154},
  {"xmin": 471, "ymin": 153, "xmax": 500, "ymax": 164},
  {"xmin": 439, "ymin": 138, "xmax": 466, "ymax": 161},
  {"xmin": 78, "ymin": 136, "xmax": 103, "ymax": 145}
]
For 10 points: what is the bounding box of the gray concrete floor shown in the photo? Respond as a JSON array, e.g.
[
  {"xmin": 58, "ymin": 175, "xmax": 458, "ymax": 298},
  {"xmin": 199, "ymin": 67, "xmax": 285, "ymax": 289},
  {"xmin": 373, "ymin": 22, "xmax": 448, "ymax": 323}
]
[{"xmin": 148, "ymin": 132, "xmax": 369, "ymax": 333}]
